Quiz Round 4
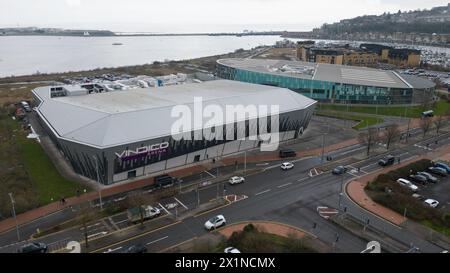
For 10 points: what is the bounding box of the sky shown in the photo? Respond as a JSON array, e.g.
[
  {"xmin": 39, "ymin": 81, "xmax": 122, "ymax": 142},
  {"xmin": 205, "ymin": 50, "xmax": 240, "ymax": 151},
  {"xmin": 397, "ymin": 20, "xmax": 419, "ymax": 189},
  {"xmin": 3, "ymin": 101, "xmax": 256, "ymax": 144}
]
[{"xmin": 0, "ymin": 0, "xmax": 449, "ymax": 33}]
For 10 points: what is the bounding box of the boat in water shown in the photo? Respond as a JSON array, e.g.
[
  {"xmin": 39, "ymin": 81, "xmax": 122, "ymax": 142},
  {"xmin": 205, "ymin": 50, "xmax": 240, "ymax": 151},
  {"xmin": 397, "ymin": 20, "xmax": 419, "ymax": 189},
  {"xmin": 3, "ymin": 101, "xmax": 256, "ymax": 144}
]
[{"xmin": 112, "ymin": 43, "xmax": 123, "ymax": 46}]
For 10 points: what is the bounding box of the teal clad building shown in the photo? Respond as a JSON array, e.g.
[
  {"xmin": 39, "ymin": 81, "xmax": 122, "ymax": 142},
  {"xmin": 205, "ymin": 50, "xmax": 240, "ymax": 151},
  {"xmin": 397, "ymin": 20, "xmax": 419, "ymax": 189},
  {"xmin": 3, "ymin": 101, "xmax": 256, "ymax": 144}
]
[{"xmin": 216, "ymin": 58, "xmax": 435, "ymax": 105}]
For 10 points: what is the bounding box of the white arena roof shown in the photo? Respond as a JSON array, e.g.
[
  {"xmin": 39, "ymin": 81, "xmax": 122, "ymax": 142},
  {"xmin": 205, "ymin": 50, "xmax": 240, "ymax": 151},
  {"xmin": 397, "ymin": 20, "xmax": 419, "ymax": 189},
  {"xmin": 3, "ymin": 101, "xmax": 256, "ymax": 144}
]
[{"xmin": 33, "ymin": 80, "xmax": 316, "ymax": 148}]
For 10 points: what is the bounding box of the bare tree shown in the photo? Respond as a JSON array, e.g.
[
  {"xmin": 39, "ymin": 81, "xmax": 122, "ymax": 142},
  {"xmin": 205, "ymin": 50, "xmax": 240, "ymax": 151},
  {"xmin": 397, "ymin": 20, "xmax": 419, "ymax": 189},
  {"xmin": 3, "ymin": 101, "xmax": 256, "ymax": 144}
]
[
  {"xmin": 127, "ymin": 193, "xmax": 155, "ymax": 227},
  {"xmin": 383, "ymin": 124, "xmax": 400, "ymax": 150},
  {"xmin": 78, "ymin": 203, "xmax": 96, "ymax": 248},
  {"xmin": 419, "ymin": 117, "xmax": 432, "ymax": 139},
  {"xmin": 358, "ymin": 128, "xmax": 380, "ymax": 156},
  {"xmin": 433, "ymin": 115, "xmax": 444, "ymax": 135}
]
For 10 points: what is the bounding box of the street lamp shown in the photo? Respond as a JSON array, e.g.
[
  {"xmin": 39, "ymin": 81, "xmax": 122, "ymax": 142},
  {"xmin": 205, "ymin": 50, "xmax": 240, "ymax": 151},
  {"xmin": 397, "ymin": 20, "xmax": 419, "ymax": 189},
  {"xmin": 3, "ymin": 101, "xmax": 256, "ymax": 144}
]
[
  {"xmin": 8, "ymin": 193, "xmax": 20, "ymax": 241},
  {"xmin": 93, "ymin": 155, "xmax": 103, "ymax": 210}
]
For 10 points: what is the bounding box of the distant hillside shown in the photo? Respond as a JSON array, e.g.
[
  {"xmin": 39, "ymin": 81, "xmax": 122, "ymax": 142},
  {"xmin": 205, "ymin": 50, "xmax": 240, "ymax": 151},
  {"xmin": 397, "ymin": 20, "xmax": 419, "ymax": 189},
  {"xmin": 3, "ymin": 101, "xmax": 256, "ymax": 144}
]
[{"xmin": 317, "ymin": 3, "xmax": 450, "ymax": 35}]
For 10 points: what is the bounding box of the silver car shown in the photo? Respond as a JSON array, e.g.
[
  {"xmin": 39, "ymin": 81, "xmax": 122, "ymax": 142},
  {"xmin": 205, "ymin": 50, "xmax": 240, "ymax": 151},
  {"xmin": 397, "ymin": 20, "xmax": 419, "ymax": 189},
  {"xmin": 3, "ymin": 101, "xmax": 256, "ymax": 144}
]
[{"xmin": 417, "ymin": 172, "xmax": 438, "ymax": 183}]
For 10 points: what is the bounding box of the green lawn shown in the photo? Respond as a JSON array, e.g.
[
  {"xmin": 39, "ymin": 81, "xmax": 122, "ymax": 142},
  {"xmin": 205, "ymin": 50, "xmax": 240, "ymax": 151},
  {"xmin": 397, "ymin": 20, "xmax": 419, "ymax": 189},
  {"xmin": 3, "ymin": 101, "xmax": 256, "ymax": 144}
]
[
  {"xmin": 315, "ymin": 111, "xmax": 382, "ymax": 129},
  {"xmin": 317, "ymin": 100, "xmax": 450, "ymax": 118},
  {"xmin": 15, "ymin": 128, "xmax": 88, "ymax": 205}
]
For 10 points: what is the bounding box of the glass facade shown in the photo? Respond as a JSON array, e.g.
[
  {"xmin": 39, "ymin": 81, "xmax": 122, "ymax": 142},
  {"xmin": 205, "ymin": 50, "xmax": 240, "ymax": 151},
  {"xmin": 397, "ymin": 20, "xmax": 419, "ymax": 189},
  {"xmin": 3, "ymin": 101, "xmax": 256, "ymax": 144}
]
[{"xmin": 217, "ymin": 63, "xmax": 415, "ymax": 105}]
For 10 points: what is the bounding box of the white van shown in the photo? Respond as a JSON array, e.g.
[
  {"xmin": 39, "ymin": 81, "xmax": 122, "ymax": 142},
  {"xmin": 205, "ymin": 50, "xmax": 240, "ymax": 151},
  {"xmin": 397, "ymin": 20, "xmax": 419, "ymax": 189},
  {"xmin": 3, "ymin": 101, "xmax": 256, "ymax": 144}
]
[{"xmin": 396, "ymin": 178, "xmax": 418, "ymax": 192}]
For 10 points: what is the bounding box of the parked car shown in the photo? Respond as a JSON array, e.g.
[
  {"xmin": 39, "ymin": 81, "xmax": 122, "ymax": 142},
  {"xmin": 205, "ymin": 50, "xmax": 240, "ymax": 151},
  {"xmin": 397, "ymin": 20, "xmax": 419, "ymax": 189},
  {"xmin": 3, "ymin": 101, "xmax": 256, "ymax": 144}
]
[
  {"xmin": 417, "ymin": 172, "xmax": 438, "ymax": 183},
  {"xmin": 229, "ymin": 176, "xmax": 245, "ymax": 185},
  {"xmin": 122, "ymin": 244, "xmax": 147, "ymax": 253},
  {"xmin": 332, "ymin": 166, "xmax": 347, "ymax": 175},
  {"xmin": 204, "ymin": 215, "xmax": 226, "ymax": 231},
  {"xmin": 412, "ymin": 193, "xmax": 425, "ymax": 200},
  {"xmin": 18, "ymin": 242, "xmax": 48, "ymax": 253},
  {"xmin": 428, "ymin": 167, "xmax": 447, "ymax": 177},
  {"xmin": 424, "ymin": 199, "xmax": 439, "ymax": 208},
  {"xmin": 396, "ymin": 178, "xmax": 419, "ymax": 192},
  {"xmin": 434, "ymin": 162, "xmax": 450, "ymax": 174},
  {"xmin": 279, "ymin": 149, "xmax": 296, "ymax": 158},
  {"xmin": 224, "ymin": 247, "xmax": 241, "ymax": 253},
  {"xmin": 378, "ymin": 155, "xmax": 395, "ymax": 167},
  {"xmin": 409, "ymin": 174, "xmax": 428, "ymax": 185},
  {"xmin": 280, "ymin": 162, "xmax": 294, "ymax": 170}
]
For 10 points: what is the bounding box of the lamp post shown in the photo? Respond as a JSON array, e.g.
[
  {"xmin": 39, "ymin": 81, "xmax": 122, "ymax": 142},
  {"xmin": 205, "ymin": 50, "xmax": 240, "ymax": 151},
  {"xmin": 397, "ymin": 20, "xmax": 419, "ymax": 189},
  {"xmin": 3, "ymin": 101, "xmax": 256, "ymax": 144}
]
[
  {"xmin": 93, "ymin": 155, "xmax": 103, "ymax": 210},
  {"xmin": 8, "ymin": 193, "xmax": 20, "ymax": 242}
]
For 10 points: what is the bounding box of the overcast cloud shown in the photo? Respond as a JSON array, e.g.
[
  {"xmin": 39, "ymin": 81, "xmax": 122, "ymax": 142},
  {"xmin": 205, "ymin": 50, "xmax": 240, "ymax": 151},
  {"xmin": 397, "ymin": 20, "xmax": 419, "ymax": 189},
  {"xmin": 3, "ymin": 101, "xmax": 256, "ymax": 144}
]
[{"xmin": 0, "ymin": 0, "xmax": 448, "ymax": 33}]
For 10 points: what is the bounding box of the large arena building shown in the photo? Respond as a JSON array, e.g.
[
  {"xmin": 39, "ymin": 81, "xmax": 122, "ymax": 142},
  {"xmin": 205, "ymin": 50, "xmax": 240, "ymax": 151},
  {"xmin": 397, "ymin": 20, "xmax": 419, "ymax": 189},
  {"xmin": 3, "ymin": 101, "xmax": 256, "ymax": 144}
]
[
  {"xmin": 216, "ymin": 58, "xmax": 436, "ymax": 105},
  {"xmin": 32, "ymin": 80, "xmax": 316, "ymax": 185}
]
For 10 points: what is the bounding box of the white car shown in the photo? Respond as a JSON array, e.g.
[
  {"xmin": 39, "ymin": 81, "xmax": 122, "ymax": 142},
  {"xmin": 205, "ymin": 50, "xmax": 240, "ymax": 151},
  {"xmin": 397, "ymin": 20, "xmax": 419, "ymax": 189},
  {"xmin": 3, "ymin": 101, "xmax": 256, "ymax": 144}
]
[
  {"xmin": 229, "ymin": 176, "xmax": 245, "ymax": 185},
  {"xmin": 224, "ymin": 247, "xmax": 241, "ymax": 253},
  {"xmin": 280, "ymin": 162, "xmax": 294, "ymax": 170},
  {"xmin": 424, "ymin": 199, "xmax": 439, "ymax": 208},
  {"xmin": 204, "ymin": 215, "xmax": 226, "ymax": 230},
  {"xmin": 396, "ymin": 178, "xmax": 419, "ymax": 192}
]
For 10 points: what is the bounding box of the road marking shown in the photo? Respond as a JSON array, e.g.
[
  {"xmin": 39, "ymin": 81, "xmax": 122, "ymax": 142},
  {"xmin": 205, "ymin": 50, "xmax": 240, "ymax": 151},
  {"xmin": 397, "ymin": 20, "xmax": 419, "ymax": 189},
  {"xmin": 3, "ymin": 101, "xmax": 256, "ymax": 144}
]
[
  {"xmin": 80, "ymin": 222, "xmax": 102, "ymax": 230},
  {"xmin": 174, "ymin": 197, "xmax": 188, "ymax": 210},
  {"xmin": 159, "ymin": 203, "xmax": 171, "ymax": 215},
  {"xmin": 277, "ymin": 182, "xmax": 292, "ymax": 188},
  {"xmin": 204, "ymin": 170, "xmax": 216, "ymax": 179},
  {"xmin": 255, "ymin": 189, "xmax": 271, "ymax": 196},
  {"xmin": 146, "ymin": 236, "xmax": 169, "ymax": 245},
  {"xmin": 103, "ymin": 246, "xmax": 123, "ymax": 253},
  {"xmin": 255, "ymin": 163, "xmax": 269, "ymax": 166},
  {"xmin": 114, "ymin": 219, "xmax": 128, "ymax": 225},
  {"xmin": 90, "ymin": 221, "xmax": 182, "ymax": 253},
  {"xmin": 297, "ymin": 177, "xmax": 309, "ymax": 182},
  {"xmin": 87, "ymin": 231, "xmax": 108, "ymax": 239}
]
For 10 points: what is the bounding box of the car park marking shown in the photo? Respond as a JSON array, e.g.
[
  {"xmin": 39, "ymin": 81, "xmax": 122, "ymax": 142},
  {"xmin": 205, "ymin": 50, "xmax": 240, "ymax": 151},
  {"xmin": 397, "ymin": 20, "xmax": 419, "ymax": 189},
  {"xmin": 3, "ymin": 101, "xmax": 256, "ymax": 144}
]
[
  {"xmin": 159, "ymin": 203, "xmax": 171, "ymax": 215},
  {"xmin": 146, "ymin": 235, "xmax": 169, "ymax": 245},
  {"xmin": 255, "ymin": 189, "xmax": 271, "ymax": 196},
  {"xmin": 277, "ymin": 182, "xmax": 292, "ymax": 188},
  {"xmin": 174, "ymin": 197, "xmax": 188, "ymax": 209}
]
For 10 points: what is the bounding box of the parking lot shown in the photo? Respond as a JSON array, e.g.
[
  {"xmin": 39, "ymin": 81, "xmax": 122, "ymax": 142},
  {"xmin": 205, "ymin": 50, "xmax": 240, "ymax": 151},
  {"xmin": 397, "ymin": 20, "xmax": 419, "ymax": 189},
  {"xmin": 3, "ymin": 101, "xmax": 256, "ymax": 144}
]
[{"xmin": 419, "ymin": 174, "xmax": 450, "ymax": 213}]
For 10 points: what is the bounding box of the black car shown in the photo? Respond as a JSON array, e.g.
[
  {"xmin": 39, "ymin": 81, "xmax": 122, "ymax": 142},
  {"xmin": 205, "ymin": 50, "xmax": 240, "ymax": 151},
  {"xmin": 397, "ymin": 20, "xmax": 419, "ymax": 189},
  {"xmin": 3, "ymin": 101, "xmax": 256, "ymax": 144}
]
[
  {"xmin": 279, "ymin": 149, "xmax": 296, "ymax": 158},
  {"xmin": 123, "ymin": 244, "xmax": 147, "ymax": 253},
  {"xmin": 153, "ymin": 174, "xmax": 177, "ymax": 189},
  {"xmin": 332, "ymin": 166, "xmax": 347, "ymax": 175},
  {"xmin": 18, "ymin": 242, "xmax": 48, "ymax": 253},
  {"xmin": 409, "ymin": 174, "xmax": 428, "ymax": 185},
  {"xmin": 378, "ymin": 155, "xmax": 395, "ymax": 167}
]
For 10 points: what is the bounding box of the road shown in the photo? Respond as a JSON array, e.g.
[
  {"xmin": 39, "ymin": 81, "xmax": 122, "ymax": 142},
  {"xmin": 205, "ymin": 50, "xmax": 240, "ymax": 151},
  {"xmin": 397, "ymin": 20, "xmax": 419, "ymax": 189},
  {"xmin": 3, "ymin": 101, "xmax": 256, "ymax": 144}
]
[{"xmin": 1, "ymin": 129, "xmax": 449, "ymax": 253}]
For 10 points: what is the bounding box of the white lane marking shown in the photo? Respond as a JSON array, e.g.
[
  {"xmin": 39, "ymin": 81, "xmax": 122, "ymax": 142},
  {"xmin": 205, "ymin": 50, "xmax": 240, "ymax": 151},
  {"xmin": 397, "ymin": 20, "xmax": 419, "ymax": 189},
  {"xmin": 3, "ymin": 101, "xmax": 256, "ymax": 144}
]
[
  {"xmin": 361, "ymin": 162, "xmax": 378, "ymax": 169},
  {"xmin": 297, "ymin": 177, "xmax": 309, "ymax": 182},
  {"xmin": 204, "ymin": 170, "xmax": 216, "ymax": 178},
  {"xmin": 87, "ymin": 231, "xmax": 108, "ymax": 239},
  {"xmin": 80, "ymin": 222, "xmax": 102, "ymax": 230},
  {"xmin": 256, "ymin": 163, "xmax": 269, "ymax": 166},
  {"xmin": 255, "ymin": 189, "xmax": 271, "ymax": 196},
  {"xmin": 103, "ymin": 246, "xmax": 123, "ymax": 253},
  {"xmin": 333, "ymin": 146, "xmax": 365, "ymax": 157},
  {"xmin": 347, "ymin": 172, "xmax": 360, "ymax": 178},
  {"xmin": 146, "ymin": 236, "xmax": 169, "ymax": 245},
  {"xmin": 114, "ymin": 219, "xmax": 128, "ymax": 225},
  {"xmin": 277, "ymin": 182, "xmax": 292, "ymax": 188},
  {"xmin": 174, "ymin": 197, "xmax": 188, "ymax": 210},
  {"xmin": 398, "ymin": 152, "xmax": 409, "ymax": 157},
  {"xmin": 159, "ymin": 203, "xmax": 171, "ymax": 215}
]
